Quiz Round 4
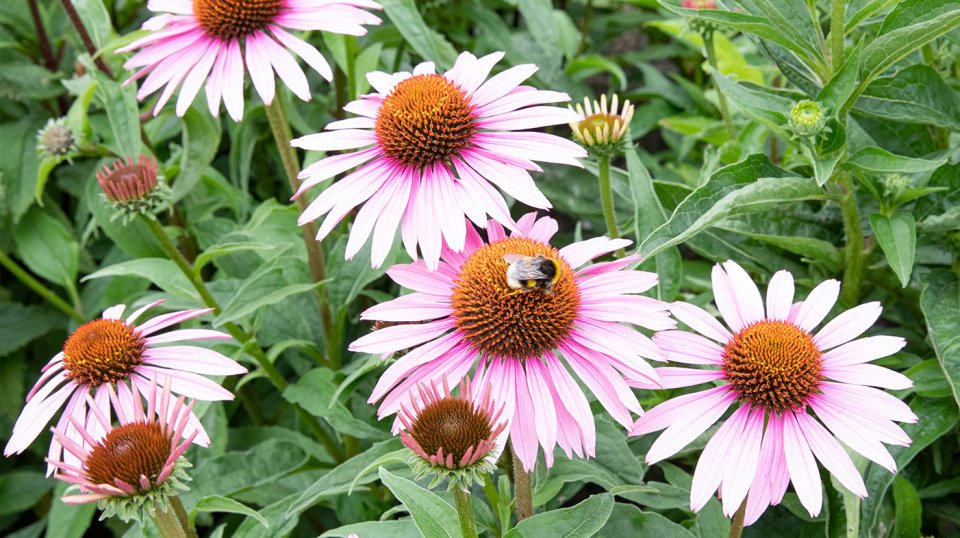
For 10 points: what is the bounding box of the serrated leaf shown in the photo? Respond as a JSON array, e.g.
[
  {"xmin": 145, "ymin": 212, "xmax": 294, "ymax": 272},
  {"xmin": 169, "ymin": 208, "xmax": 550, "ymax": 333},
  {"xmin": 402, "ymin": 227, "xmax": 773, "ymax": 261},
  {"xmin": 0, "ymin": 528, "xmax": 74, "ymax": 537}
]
[
  {"xmin": 378, "ymin": 468, "xmax": 461, "ymax": 538},
  {"xmin": 869, "ymin": 212, "xmax": 916, "ymax": 287},
  {"xmin": 194, "ymin": 496, "xmax": 268, "ymax": 528},
  {"xmin": 505, "ymin": 494, "xmax": 613, "ymax": 538},
  {"xmin": 919, "ymin": 270, "xmax": 960, "ymax": 410}
]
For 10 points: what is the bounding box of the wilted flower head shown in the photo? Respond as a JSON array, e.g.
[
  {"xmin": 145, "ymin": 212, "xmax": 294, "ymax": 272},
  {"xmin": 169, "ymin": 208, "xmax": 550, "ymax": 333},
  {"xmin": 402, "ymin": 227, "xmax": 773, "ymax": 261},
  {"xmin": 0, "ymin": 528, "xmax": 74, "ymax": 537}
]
[
  {"xmin": 96, "ymin": 155, "xmax": 169, "ymax": 220},
  {"xmin": 292, "ymin": 51, "xmax": 586, "ymax": 270},
  {"xmin": 570, "ymin": 94, "xmax": 634, "ymax": 157},
  {"xmin": 352, "ymin": 213, "xmax": 674, "ymax": 472},
  {"xmin": 117, "ymin": 0, "xmax": 382, "ymax": 120},
  {"xmin": 37, "ymin": 118, "xmax": 77, "ymax": 159},
  {"xmin": 5, "ymin": 301, "xmax": 245, "ymax": 473},
  {"xmin": 399, "ymin": 378, "xmax": 506, "ymax": 489},
  {"xmin": 47, "ymin": 377, "xmax": 195, "ymax": 523},
  {"xmin": 630, "ymin": 260, "xmax": 917, "ymax": 525},
  {"xmin": 788, "ymin": 100, "xmax": 827, "ymax": 138}
]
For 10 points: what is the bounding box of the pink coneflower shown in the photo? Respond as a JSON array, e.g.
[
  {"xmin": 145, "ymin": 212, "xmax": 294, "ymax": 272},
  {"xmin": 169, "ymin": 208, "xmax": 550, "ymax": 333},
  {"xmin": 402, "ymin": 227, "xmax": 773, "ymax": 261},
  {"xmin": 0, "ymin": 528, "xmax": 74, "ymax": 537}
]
[
  {"xmin": 47, "ymin": 377, "xmax": 195, "ymax": 522},
  {"xmin": 399, "ymin": 378, "xmax": 507, "ymax": 489},
  {"xmin": 351, "ymin": 213, "xmax": 674, "ymax": 471},
  {"xmin": 629, "ymin": 260, "xmax": 916, "ymax": 524},
  {"xmin": 4, "ymin": 301, "xmax": 245, "ymax": 473},
  {"xmin": 292, "ymin": 51, "xmax": 587, "ymax": 269},
  {"xmin": 118, "ymin": 0, "xmax": 382, "ymax": 120}
]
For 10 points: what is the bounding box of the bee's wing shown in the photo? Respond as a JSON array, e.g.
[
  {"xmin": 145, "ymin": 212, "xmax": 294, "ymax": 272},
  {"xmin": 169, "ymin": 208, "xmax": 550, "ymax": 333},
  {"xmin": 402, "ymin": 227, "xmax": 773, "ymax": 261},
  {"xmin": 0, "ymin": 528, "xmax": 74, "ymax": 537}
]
[{"xmin": 503, "ymin": 253, "xmax": 525, "ymax": 264}]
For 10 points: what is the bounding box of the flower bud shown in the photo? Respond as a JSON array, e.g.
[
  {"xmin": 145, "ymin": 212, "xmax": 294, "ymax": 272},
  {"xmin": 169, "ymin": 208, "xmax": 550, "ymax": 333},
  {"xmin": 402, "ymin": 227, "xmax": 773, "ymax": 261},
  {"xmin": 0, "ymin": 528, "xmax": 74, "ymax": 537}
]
[
  {"xmin": 788, "ymin": 100, "xmax": 827, "ymax": 138},
  {"xmin": 96, "ymin": 155, "xmax": 169, "ymax": 221},
  {"xmin": 569, "ymin": 94, "xmax": 635, "ymax": 158},
  {"xmin": 37, "ymin": 118, "xmax": 77, "ymax": 159}
]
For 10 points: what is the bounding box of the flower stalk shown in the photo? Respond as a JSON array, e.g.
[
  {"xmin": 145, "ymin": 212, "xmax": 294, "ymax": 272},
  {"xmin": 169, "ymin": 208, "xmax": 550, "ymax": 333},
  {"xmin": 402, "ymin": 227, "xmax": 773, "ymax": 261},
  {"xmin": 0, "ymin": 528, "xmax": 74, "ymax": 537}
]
[
  {"xmin": 702, "ymin": 29, "xmax": 735, "ymax": 140},
  {"xmin": 453, "ymin": 487, "xmax": 480, "ymax": 538},
  {"xmin": 837, "ymin": 173, "xmax": 864, "ymax": 307},
  {"xmin": 0, "ymin": 251, "xmax": 84, "ymax": 323},
  {"xmin": 151, "ymin": 499, "xmax": 189, "ymax": 538},
  {"xmin": 140, "ymin": 214, "xmax": 345, "ymax": 462},
  {"xmin": 830, "ymin": 0, "xmax": 846, "ymax": 72},
  {"xmin": 512, "ymin": 446, "xmax": 533, "ymax": 522},
  {"xmin": 728, "ymin": 497, "xmax": 747, "ymax": 538},
  {"xmin": 597, "ymin": 155, "xmax": 625, "ymax": 257}
]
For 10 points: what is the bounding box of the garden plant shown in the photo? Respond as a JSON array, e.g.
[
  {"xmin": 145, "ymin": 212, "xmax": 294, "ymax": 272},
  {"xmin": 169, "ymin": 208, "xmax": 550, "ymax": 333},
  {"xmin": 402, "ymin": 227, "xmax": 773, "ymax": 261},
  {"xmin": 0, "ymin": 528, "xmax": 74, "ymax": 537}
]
[{"xmin": 1, "ymin": 0, "xmax": 959, "ymax": 537}]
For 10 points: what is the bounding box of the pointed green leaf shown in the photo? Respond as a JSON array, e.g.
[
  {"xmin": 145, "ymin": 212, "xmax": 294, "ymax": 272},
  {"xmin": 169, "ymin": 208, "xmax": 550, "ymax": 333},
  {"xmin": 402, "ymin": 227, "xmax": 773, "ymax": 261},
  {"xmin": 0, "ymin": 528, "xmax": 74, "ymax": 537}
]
[
  {"xmin": 869, "ymin": 212, "xmax": 916, "ymax": 287},
  {"xmin": 919, "ymin": 270, "xmax": 960, "ymax": 409},
  {"xmin": 504, "ymin": 494, "xmax": 614, "ymax": 538},
  {"xmin": 378, "ymin": 468, "xmax": 461, "ymax": 538}
]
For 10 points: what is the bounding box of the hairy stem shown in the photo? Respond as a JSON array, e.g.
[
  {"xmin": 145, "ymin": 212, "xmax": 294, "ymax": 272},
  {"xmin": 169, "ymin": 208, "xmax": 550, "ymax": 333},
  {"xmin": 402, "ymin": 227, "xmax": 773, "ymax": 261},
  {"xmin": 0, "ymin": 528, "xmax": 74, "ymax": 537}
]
[
  {"xmin": 703, "ymin": 30, "xmax": 736, "ymax": 140},
  {"xmin": 830, "ymin": 0, "xmax": 846, "ymax": 72},
  {"xmin": 263, "ymin": 99, "xmax": 339, "ymax": 368},
  {"xmin": 151, "ymin": 499, "xmax": 188, "ymax": 538},
  {"xmin": 512, "ymin": 446, "xmax": 533, "ymax": 522},
  {"xmin": 0, "ymin": 251, "xmax": 84, "ymax": 323},
  {"xmin": 597, "ymin": 155, "xmax": 625, "ymax": 257},
  {"xmin": 838, "ymin": 173, "xmax": 864, "ymax": 307},
  {"xmin": 168, "ymin": 496, "xmax": 197, "ymax": 538},
  {"xmin": 142, "ymin": 215, "xmax": 345, "ymax": 461},
  {"xmin": 58, "ymin": 0, "xmax": 113, "ymax": 77},
  {"xmin": 453, "ymin": 487, "xmax": 480, "ymax": 538},
  {"xmin": 728, "ymin": 497, "xmax": 747, "ymax": 538}
]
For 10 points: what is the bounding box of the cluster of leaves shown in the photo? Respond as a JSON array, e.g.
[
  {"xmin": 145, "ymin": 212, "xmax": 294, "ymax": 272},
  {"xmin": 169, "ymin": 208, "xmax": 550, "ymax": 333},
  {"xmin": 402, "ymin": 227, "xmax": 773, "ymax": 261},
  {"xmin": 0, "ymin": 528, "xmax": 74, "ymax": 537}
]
[{"xmin": 1, "ymin": 0, "xmax": 958, "ymax": 537}]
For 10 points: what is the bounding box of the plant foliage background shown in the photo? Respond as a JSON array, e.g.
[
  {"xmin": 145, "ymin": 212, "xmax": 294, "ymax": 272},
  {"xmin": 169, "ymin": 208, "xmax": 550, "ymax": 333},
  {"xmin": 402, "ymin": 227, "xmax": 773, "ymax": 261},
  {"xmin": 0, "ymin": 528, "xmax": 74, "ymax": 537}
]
[{"xmin": 1, "ymin": 0, "xmax": 959, "ymax": 537}]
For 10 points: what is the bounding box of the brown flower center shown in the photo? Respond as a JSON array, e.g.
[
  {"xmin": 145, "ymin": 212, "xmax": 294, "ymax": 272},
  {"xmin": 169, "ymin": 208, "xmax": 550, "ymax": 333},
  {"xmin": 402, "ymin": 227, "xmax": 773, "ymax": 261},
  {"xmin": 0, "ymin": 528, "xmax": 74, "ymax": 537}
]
[
  {"xmin": 62, "ymin": 319, "xmax": 146, "ymax": 387},
  {"xmin": 193, "ymin": 0, "xmax": 281, "ymax": 40},
  {"xmin": 375, "ymin": 74, "xmax": 477, "ymax": 167},
  {"xmin": 96, "ymin": 156, "xmax": 158, "ymax": 203},
  {"xmin": 452, "ymin": 237, "xmax": 579, "ymax": 358},
  {"xmin": 722, "ymin": 320, "xmax": 823, "ymax": 412},
  {"xmin": 410, "ymin": 398, "xmax": 493, "ymax": 469},
  {"xmin": 85, "ymin": 421, "xmax": 170, "ymax": 492}
]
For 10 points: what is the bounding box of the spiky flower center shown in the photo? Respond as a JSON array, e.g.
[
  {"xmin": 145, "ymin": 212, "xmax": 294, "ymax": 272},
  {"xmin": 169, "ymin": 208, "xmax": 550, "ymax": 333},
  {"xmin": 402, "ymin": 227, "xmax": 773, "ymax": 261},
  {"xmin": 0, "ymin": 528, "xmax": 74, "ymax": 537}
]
[
  {"xmin": 452, "ymin": 237, "xmax": 579, "ymax": 358},
  {"xmin": 375, "ymin": 74, "xmax": 477, "ymax": 167},
  {"xmin": 85, "ymin": 422, "xmax": 169, "ymax": 492},
  {"xmin": 38, "ymin": 121, "xmax": 75, "ymax": 156},
  {"xmin": 722, "ymin": 320, "xmax": 823, "ymax": 412},
  {"xmin": 193, "ymin": 0, "xmax": 281, "ymax": 40},
  {"xmin": 410, "ymin": 398, "xmax": 493, "ymax": 469},
  {"xmin": 62, "ymin": 319, "xmax": 146, "ymax": 387},
  {"xmin": 97, "ymin": 156, "xmax": 159, "ymax": 203}
]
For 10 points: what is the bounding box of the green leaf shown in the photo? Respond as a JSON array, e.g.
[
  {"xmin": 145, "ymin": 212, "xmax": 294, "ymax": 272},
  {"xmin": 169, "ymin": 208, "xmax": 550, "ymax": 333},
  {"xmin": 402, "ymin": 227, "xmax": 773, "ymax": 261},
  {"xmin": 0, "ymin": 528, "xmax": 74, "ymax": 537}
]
[
  {"xmin": 378, "ymin": 468, "xmax": 461, "ymax": 538},
  {"xmin": 639, "ymin": 155, "xmax": 823, "ymax": 259},
  {"xmin": 919, "ymin": 270, "xmax": 960, "ymax": 410},
  {"xmin": 12, "ymin": 206, "xmax": 79, "ymax": 290},
  {"xmin": 817, "ymin": 40, "xmax": 863, "ymax": 114},
  {"xmin": 183, "ymin": 440, "xmax": 310, "ymax": 506},
  {"xmin": 171, "ymin": 107, "xmax": 221, "ymax": 202},
  {"xmin": 95, "ymin": 74, "xmax": 142, "ymax": 159},
  {"xmin": 46, "ymin": 482, "xmax": 96, "ymax": 538},
  {"xmin": 82, "ymin": 258, "xmax": 198, "ymax": 301},
  {"xmin": 601, "ymin": 503, "xmax": 697, "ymax": 537},
  {"xmin": 858, "ymin": 7, "xmax": 960, "ymax": 94},
  {"xmin": 83, "ymin": 169, "xmax": 165, "ymax": 258},
  {"xmin": 216, "ymin": 261, "xmax": 325, "ymax": 326},
  {"xmin": 194, "ymin": 496, "xmax": 269, "ymax": 528},
  {"xmin": 34, "ymin": 156, "xmax": 59, "ymax": 206},
  {"xmin": 0, "ymin": 471, "xmax": 53, "ymax": 516},
  {"xmin": 504, "ymin": 493, "xmax": 614, "ymax": 538},
  {"xmin": 856, "ymin": 64, "xmax": 960, "ymax": 131},
  {"xmin": 566, "ymin": 55, "xmax": 628, "ymax": 91},
  {"xmin": 321, "ymin": 520, "xmax": 421, "ymax": 538},
  {"xmin": 845, "ymin": 147, "xmax": 946, "ymax": 174},
  {"xmin": 0, "ymin": 302, "xmax": 54, "ymax": 355},
  {"xmin": 626, "ymin": 149, "xmax": 681, "ymax": 300},
  {"xmin": 860, "ymin": 398, "xmax": 959, "ymax": 533},
  {"xmin": 72, "ymin": 0, "xmax": 113, "ymax": 49},
  {"xmin": 194, "ymin": 242, "xmax": 278, "ymax": 276},
  {"xmin": 869, "ymin": 212, "xmax": 916, "ymax": 287},
  {"xmin": 519, "ymin": 0, "xmax": 563, "ymax": 79},
  {"xmin": 0, "ymin": 116, "xmax": 44, "ymax": 224},
  {"xmin": 286, "ymin": 438, "xmax": 403, "ymax": 517},
  {"xmin": 710, "ymin": 69, "xmax": 794, "ymax": 140},
  {"xmin": 282, "ymin": 368, "xmax": 388, "ymax": 440},
  {"xmin": 379, "ymin": 0, "xmax": 458, "ymax": 69},
  {"xmin": 892, "ymin": 475, "xmax": 922, "ymax": 538}
]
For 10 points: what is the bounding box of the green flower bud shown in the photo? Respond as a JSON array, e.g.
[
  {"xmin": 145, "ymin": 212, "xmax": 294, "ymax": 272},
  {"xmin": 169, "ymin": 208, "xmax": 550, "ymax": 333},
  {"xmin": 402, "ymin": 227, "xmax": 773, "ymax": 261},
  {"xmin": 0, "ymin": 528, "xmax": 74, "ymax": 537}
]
[{"xmin": 788, "ymin": 100, "xmax": 827, "ymax": 138}]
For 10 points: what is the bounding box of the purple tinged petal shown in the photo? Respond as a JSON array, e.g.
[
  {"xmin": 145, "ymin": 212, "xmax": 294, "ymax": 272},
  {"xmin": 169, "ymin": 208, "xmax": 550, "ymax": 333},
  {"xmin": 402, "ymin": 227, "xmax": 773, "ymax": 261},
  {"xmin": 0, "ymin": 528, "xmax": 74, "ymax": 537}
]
[
  {"xmin": 782, "ymin": 411, "xmax": 824, "ymax": 517},
  {"xmin": 813, "ymin": 302, "xmax": 883, "ymax": 350},
  {"xmin": 793, "ymin": 280, "xmax": 841, "ymax": 332}
]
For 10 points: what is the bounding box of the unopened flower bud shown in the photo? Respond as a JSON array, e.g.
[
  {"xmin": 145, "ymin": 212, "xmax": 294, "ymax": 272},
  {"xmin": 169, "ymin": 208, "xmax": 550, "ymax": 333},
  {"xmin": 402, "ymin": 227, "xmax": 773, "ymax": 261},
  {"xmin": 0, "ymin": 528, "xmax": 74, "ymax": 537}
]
[
  {"xmin": 570, "ymin": 94, "xmax": 635, "ymax": 158},
  {"xmin": 96, "ymin": 155, "xmax": 169, "ymax": 221},
  {"xmin": 37, "ymin": 118, "xmax": 77, "ymax": 159},
  {"xmin": 788, "ymin": 100, "xmax": 827, "ymax": 138}
]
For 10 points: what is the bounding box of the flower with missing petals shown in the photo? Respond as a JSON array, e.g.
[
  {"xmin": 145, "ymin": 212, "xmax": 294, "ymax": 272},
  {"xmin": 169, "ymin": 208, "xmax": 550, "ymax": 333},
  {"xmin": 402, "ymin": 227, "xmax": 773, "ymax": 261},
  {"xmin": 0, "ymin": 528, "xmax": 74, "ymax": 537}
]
[
  {"xmin": 5, "ymin": 301, "xmax": 245, "ymax": 473},
  {"xmin": 117, "ymin": 0, "xmax": 382, "ymax": 120},
  {"xmin": 570, "ymin": 94, "xmax": 634, "ymax": 156},
  {"xmin": 399, "ymin": 378, "xmax": 506, "ymax": 489},
  {"xmin": 47, "ymin": 378, "xmax": 195, "ymax": 523},
  {"xmin": 351, "ymin": 213, "xmax": 674, "ymax": 471},
  {"xmin": 96, "ymin": 155, "xmax": 170, "ymax": 221},
  {"xmin": 629, "ymin": 260, "xmax": 916, "ymax": 525},
  {"xmin": 292, "ymin": 51, "xmax": 586, "ymax": 269}
]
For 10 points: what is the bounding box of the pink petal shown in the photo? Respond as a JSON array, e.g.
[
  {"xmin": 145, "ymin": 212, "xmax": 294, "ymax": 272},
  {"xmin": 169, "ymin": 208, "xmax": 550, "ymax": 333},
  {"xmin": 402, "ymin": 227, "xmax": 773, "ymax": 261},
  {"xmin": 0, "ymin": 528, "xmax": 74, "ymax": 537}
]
[
  {"xmin": 669, "ymin": 302, "xmax": 733, "ymax": 343},
  {"xmin": 765, "ymin": 270, "xmax": 795, "ymax": 321},
  {"xmin": 782, "ymin": 411, "xmax": 823, "ymax": 517},
  {"xmin": 794, "ymin": 412, "xmax": 867, "ymax": 497},
  {"xmin": 793, "ymin": 280, "xmax": 841, "ymax": 332}
]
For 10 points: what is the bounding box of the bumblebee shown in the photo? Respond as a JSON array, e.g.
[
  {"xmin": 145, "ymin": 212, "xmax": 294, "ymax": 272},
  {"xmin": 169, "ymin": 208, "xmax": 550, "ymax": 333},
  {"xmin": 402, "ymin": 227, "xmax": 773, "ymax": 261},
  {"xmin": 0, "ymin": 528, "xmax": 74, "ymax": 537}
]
[{"xmin": 503, "ymin": 254, "xmax": 560, "ymax": 294}]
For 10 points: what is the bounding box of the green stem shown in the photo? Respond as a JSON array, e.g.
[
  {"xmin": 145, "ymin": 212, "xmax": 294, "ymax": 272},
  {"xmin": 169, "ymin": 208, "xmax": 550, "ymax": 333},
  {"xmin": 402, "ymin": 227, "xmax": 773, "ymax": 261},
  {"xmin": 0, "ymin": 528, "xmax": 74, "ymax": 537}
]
[
  {"xmin": 837, "ymin": 173, "xmax": 864, "ymax": 307},
  {"xmin": 0, "ymin": 251, "xmax": 84, "ymax": 323},
  {"xmin": 263, "ymin": 99, "xmax": 339, "ymax": 369},
  {"xmin": 345, "ymin": 36, "xmax": 358, "ymax": 102},
  {"xmin": 168, "ymin": 496, "xmax": 197, "ymax": 538},
  {"xmin": 597, "ymin": 155, "xmax": 625, "ymax": 258},
  {"xmin": 703, "ymin": 30, "xmax": 735, "ymax": 140},
  {"xmin": 511, "ymin": 445, "xmax": 533, "ymax": 522},
  {"xmin": 830, "ymin": 0, "xmax": 846, "ymax": 72},
  {"xmin": 141, "ymin": 215, "xmax": 345, "ymax": 462},
  {"xmin": 453, "ymin": 487, "xmax": 480, "ymax": 538},
  {"xmin": 728, "ymin": 497, "xmax": 747, "ymax": 538},
  {"xmin": 151, "ymin": 499, "xmax": 188, "ymax": 538},
  {"xmin": 577, "ymin": 0, "xmax": 593, "ymax": 55}
]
